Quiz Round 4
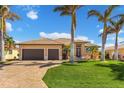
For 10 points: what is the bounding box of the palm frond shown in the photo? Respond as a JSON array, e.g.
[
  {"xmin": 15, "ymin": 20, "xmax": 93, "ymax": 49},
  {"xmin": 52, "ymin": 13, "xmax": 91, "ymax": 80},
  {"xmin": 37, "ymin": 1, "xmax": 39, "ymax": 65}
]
[
  {"xmin": 54, "ymin": 5, "xmax": 83, "ymax": 16},
  {"xmin": 54, "ymin": 6, "xmax": 71, "ymax": 16},
  {"xmin": 5, "ymin": 12, "xmax": 20, "ymax": 21},
  {"xmin": 110, "ymin": 16, "xmax": 124, "ymax": 32},
  {"xmin": 98, "ymin": 33, "xmax": 103, "ymax": 37},
  {"xmin": 54, "ymin": 5, "xmax": 70, "ymax": 12},
  {"xmin": 99, "ymin": 26, "xmax": 115, "ymax": 37},
  {"xmin": 60, "ymin": 11, "xmax": 71, "ymax": 16},
  {"xmin": 109, "ymin": 19, "xmax": 116, "ymax": 28},
  {"xmin": 106, "ymin": 26, "xmax": 116, "ymax": 35},
  {"xmin": 5, "ymin": 35, "xmax": 15, "ymax": 50},
  {"xmin": 87, "ymin": 10, "xmax": 103, "ymax": 21},
  {"xmin": 104, "ymin": 5, "xmax": 119, "ymax": 19},
  {"xmin": 76, "ymin": 5, "xmax": 83, "ymax": 9},
  {"xmin": 117, "ymin": 18, "xmax": 124, "ymax": 31}
]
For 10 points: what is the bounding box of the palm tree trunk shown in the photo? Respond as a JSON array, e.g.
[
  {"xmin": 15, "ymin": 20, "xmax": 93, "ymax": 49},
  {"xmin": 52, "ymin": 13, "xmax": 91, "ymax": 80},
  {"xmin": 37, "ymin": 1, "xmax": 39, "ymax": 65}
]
[
  {"xmin": 101, "ymin": 23, "xmax": 107, "ymax": 61},
  {"xmin": 114, "ymin": 32, "xmax": 118, "ymax": 60},
  {"xmin": 101, "ymin": 37, "xmax": 105, "ymax": 61},
  {"xmin": 0, "ymin": 17, "xmax": 5, "ymax": 62},
  {"xmin": 70, "ymin": 18, "xmax": 75, "ymax": 64}
]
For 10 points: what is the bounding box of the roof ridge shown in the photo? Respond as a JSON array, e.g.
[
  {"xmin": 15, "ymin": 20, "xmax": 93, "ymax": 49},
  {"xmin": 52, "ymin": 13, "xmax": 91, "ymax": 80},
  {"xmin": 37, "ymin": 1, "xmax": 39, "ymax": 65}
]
[{"xmin": 17, "ymin": 37, "xmax": 63, "ymax": 45}]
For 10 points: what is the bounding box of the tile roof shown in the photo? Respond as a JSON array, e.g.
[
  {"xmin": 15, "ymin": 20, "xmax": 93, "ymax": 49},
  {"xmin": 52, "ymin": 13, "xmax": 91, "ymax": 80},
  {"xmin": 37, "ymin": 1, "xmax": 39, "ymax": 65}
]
[
  {"xmin": 55, "ymin": 38, "xmax": 89, "ymax": 45},
  {"xmin": 17, "ymin": 38, "xmax": 63, "ymax": 45},
  {"xmin": 17, "ymin": 38, "xmax": 89, "ymax": 45},
  {"xmin": 85, "ymin": 43, "xmax": 101, "ymax": 47}
]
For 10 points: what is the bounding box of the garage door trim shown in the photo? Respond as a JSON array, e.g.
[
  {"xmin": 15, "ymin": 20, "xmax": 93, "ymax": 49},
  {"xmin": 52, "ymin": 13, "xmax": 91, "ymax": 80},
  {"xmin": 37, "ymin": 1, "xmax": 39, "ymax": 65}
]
[
  {"xmin": 47, "ymin": 48, "xmax": 60, "ymax": 60},
  {"xmin": 21, "ymin": 48, "xmax": 45, "ymax": 60}
]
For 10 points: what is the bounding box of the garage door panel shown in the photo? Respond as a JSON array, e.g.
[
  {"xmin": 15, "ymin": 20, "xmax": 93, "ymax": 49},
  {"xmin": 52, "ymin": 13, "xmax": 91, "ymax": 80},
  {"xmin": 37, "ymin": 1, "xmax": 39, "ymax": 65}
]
[
  {"xmin": 22, "ymin": 49, "xmax": 44, "ymax": 60},
  {"xmin": 48, "ymin": 49, "xmax": 59, "ymax": 60}
]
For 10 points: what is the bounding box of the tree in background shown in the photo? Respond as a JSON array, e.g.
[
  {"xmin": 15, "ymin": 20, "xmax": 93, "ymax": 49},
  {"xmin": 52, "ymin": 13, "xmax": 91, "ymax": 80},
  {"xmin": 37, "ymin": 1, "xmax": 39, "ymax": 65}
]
[
  {"xmin": 62, "ymin": 45, "xmax": 70, "ymax": 59},
  {"xmin": 4, "ymin": 33, "xmax": 15, "ymax": 52},
  {"xmin": 88, "ymin": 5, "xmax": 119, "ymax": 61},
  {"xmin": 105, "ymin": 17, "xmax": 124, "ymax": 60}
]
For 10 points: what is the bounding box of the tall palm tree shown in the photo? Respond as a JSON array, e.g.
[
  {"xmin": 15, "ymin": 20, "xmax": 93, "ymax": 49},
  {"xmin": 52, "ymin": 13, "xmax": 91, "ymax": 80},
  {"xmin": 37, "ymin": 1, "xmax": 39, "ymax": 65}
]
[
  {"xmin": 54, "ymin": 5, "xmax": 82, "ymax": 64},
  {"xmin": 88, "ymin": 5, "xmax": 119, "ymax": 61},
  {"xmin": 106, "ymin": 17, "xmax": 124, "ymax": 60},
  {"xmin": 0, "ymin": 5, "xmax": 19, "ymax": 61}
]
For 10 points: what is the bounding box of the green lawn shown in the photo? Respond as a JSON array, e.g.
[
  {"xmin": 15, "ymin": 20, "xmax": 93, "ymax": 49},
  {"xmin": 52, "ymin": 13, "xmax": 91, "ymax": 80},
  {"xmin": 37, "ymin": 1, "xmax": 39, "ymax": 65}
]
[{"xmin": 43, "ymin": 60, "xmax": 124, "ymax": 88}]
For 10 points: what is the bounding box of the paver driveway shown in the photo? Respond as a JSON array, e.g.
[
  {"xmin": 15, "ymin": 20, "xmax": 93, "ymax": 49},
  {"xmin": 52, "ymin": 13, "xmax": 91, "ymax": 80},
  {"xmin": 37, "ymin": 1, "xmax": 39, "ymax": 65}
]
[{"xmin": 0, "ymin": 61, "xmax": 62, "ymax": 88}]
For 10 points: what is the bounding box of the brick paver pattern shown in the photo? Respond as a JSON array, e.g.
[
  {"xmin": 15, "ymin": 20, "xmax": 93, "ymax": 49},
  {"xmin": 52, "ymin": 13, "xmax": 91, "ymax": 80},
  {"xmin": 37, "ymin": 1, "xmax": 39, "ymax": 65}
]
[{"xmin": 0, "ymin": 61, "xmax": 61, "ymax": 88}]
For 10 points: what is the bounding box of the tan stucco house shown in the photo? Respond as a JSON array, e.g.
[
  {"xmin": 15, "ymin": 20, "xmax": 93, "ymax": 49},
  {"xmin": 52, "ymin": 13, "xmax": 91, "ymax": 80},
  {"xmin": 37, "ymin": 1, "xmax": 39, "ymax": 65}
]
[
  {"xmin": 17, "ymin": 38, "xmax": 99, "ymax": 60},
  {"xmin": 106, "ymin": 44, "xmax": 124, "ymax": 60}
]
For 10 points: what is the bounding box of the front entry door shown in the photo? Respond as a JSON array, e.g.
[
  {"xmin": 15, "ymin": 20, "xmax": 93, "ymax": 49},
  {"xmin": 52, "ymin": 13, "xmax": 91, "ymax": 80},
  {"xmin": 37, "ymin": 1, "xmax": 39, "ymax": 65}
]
[{"xmin": 76, "ymin": 47, "xmax": 81, "ymax": 57}]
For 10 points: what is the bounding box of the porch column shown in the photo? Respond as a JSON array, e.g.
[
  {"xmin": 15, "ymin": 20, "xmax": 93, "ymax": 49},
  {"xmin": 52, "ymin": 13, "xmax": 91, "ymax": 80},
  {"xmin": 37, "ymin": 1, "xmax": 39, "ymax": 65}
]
[
  {"xmin": 59, "ymin": 47, "xmax": 62, "ymax": 60},
  {"xmin": 44, "ymin": 48, "xmax": 48, "ymax": 60},
  {"xmin": 19, "ymin": 47, "xmax": 22, "ymax": 60}
]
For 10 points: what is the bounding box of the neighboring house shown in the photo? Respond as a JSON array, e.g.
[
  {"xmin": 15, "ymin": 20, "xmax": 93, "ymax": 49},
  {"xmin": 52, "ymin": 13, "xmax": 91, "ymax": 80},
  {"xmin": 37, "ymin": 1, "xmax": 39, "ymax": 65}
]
[
  {"xmin": 17, "ymin": 38, "xmax": 99, "ymax": 60},
  {"xmin": 106, "ymin": 44, "xmax": 124, "ymax": 60},
  {"xmin": 5, "ymin": 48, "xmax": 19, "ymax": 60}
]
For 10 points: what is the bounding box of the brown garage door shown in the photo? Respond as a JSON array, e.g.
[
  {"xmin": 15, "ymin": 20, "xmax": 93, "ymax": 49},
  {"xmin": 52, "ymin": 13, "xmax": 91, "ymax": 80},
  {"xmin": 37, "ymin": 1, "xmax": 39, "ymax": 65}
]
[
  {"xmin": 22, "ymin": 49, "xmax": 44, "ymax": 60},
  {"xmin": 48, "ymin": 49, "xmax": 59, "ymax": 60}
]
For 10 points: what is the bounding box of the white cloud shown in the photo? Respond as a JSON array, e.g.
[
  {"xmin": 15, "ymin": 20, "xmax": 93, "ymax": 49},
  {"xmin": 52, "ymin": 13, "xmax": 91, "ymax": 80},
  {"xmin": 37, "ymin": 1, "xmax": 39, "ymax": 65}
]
[
  {"xmin": 75, "ymin": 36, "xmax": 88, "ymax": 41},
  {"xmin": 99, "ymin": 29, "xmax": 103, "ymax": 33},
  {"xmin": 99, "ymin": 29, "xmax": 124, "ymax": 35},
  {"xmin": 75, "ymin": 36, "xmax": 94, "ymax": 43},
  {"xmin": 6, "ymin": 22, "xmax": 13, "ymax": 31},
  {"xmin": 89, "ymin": 40, "xmax": 95, "ymax": 43},
  {"xmin": 39, "ymin": 32, "xmax": 94, "ymax": 43},
  {"xmin": 107, "ymin": 34, "xmax": 124, "ymax": 43},
  {"xmin": 106, "ymin": 43, "xmax": 114, "ymax": 47},
  {"xmin": 119, "ymin": 30, "xmax": 124, "ymax": 34},
  {"xmin": 40, "ymin": 32, "xmax": 71, "ymax": 39},
  {"xmin": 27, "ymin": 10, "xmax": 38, "ymax": 20},
  {"xmin": 107, "ymin": 36, "xmax": 115, "ymax": 40},
  {"xmin": 14, "ymin": 40, "xmax": 21, "ymax": 43},
  {"xmin": 118, "ymin": 37, "xmax": 124, "ymax": 42}
]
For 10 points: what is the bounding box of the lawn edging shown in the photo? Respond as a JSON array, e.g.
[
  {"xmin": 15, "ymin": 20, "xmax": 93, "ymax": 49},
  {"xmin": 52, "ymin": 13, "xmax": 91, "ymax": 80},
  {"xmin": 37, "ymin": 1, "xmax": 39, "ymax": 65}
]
[{"xmin": 41, "ymin": 63, "xmax": 62, "ymax": 88}]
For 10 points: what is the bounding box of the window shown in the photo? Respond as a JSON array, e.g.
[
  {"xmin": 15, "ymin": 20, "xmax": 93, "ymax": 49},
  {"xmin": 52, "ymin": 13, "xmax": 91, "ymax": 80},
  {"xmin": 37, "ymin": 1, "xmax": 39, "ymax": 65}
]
[
  {"xmin": 86, "ymin": 47, "xmax": 91, "ymax": 52},
  {"xmin": 9, "ymin": 50, "xmax": 12, "ymax": 54}
]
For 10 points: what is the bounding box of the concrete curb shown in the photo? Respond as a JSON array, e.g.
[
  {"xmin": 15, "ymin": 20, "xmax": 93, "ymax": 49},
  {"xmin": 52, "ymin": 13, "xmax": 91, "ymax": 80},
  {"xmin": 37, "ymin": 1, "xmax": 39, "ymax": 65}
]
[{"xmin": 41, "ymin": 64, "xmax": 61, "ymax": 88}]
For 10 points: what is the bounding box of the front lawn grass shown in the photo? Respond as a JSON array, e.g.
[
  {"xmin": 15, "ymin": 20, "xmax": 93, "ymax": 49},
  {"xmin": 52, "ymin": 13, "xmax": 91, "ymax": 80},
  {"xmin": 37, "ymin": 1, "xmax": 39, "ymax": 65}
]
[{"xmin": 43, "ymin": 60, "xmax": 124, "ymax": 88}]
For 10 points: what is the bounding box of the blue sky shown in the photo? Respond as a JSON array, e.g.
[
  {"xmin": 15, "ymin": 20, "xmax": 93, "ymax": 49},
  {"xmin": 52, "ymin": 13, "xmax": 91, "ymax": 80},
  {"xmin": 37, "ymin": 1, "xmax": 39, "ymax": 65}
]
[{"xmin": 6, "ymin": 5, "xmax": 124, "ymax": 47}]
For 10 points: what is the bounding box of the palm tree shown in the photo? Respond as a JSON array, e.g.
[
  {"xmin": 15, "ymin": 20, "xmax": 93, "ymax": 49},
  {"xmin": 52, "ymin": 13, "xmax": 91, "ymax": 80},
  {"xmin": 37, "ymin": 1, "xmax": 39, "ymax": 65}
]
[
  {"xmin": 0, "ymin": 5, "xmax": 19, "ymax": 61},
  {"xmin": 4, "ymin": 33, "xmax": 15, "ymax": 51},
  {"xmin": 62, "ymin": 45, "xmax": 70, "ymax": 59},
  {"xmin": 106, "ymin": 17, "xmax": 124, "ymax": 60},
  {"xmin": 54, "ymin": 5, "xmax": 82, "ymax": 64},
  {"xmin": 88, "ymin": 5, "xmax": 119, "ymax": 61}
]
